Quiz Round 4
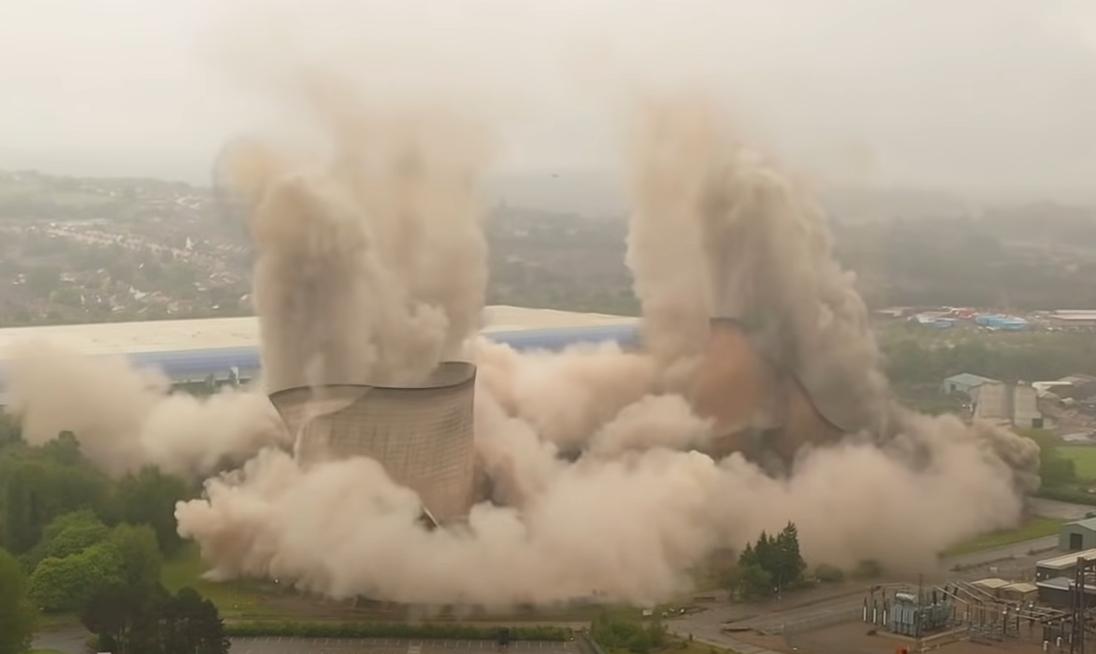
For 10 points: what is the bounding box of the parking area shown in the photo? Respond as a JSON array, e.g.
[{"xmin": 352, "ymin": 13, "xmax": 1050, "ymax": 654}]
[{"xmin": 231, "ymin": 637, "xmax": 580, "ymax": 654}]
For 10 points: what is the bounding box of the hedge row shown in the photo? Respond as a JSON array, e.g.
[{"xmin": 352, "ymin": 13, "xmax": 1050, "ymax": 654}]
[
  {"xmin": 226, "ymin": 621, "xmax": 571, "ymax": 641},
  {"xmin": 1035, "ymin": 486, "xmax": 1096, "ymax": 507}
]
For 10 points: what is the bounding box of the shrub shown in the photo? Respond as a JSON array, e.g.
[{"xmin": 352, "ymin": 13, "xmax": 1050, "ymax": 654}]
[
  {"xmin": 814, "ymin": 564, "xmax": 845, "ymax": 583},
  {"xmin": 851, "ymin": 560, "xmax": 882, "ymax": 579}
]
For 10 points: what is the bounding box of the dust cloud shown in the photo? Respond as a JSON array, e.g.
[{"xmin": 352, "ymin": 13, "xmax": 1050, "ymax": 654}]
[
  {"xmin": 2, "ymin": 90, "xmax": 1040, "ymax": 607},
  {"xmin": 219, "ymin": 85, "xmax": 489, "ymax": 391},
  {"xmin": 3, "ymin": 342, "xmax": 284, "ymax": 478}
]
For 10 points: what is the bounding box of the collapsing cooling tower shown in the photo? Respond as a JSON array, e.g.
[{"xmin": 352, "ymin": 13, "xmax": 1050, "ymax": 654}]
[
  {"xmin": 690, "ymin": 318, "xmax": 844, "ymax": 467},
  {"xmin": 268, "ymin": 362, "xmax": 477, "ymax": 523}
]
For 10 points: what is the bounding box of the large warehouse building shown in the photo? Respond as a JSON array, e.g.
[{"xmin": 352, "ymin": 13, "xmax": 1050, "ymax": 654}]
[{"xmin": 0, "ymin": 305, "xmax": 639, "ymax": 395}]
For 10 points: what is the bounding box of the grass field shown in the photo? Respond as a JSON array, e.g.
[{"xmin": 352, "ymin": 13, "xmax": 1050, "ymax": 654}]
[
  {"xmin": 161, "ymin": 543, "xmax": 293, "ymax": 621},
  {"xmin": 162, "ymin": 544, "xmax": 618, "ymax": 626},
  {"xmin": 1059, "ymin": 446, "xmax": 1096, "ymax": 481},
  {"xmin": 943, "ymin": 516, "xmax": 1064, "ymax": 557}
]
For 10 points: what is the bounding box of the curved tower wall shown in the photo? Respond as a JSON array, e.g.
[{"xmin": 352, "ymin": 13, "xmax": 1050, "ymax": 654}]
[{"xmin": 268, "ymin": 362, "xmax": 477, "ymax": 522}]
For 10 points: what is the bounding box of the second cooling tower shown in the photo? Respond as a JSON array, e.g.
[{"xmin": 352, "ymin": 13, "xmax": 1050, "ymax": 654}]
[{"xmin": 268, "ymin": 362, "xmax": 477, "ymax": 523}]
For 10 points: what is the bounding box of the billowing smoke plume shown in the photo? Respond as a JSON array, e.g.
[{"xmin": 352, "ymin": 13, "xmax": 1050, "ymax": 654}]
[
  {"xmin": 628, "ymin": 101, "xmax": 889, "ymax": 433},
  {"xmin": 173, "ymin": 95, "xmax": 1038, "ymax": 607},
  {"xmin": 3, "ymin": 89, "xmax": 1040, "ymax": 608},
  {"xmin": 219, "ymin": 88, "xmax": 489, "ymax": 390},
  {"xmin": 3, "ymin": 342, "xmax": 285, "ymax": 478}
]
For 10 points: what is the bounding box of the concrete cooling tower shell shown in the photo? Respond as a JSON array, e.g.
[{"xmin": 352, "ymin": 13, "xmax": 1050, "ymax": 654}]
[
  {"xmin": 268, "ymin": 362, "xmax": 477, "ymax": 523},
  {"xmin": 691, "ymin": 318, "xmax": 844, "ymax": 464}
]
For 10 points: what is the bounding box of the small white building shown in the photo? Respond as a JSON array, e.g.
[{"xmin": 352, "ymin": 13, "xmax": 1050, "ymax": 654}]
[{"xmin": 942, "ymin": 373, "xmax": 999, "ymax": 397}]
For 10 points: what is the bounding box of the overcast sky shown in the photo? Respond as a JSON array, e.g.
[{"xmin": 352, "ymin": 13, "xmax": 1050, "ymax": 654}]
[{"xmin": 1, "ymin": 1, "xmax": 1094, "ymax": 201}]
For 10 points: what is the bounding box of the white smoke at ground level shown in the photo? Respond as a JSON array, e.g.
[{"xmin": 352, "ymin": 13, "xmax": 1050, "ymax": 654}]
[
  {"xmin": 3, "ymin": 341, "xmax": 286, "ymax": 478},
  {"xmin": 176, "ymin": 416, "xmax": 1025, "ymax": 605}
]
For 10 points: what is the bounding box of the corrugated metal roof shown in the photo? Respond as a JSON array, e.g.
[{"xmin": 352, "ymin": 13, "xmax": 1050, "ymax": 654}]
[
  {"xmin": 1037, "ymin": 576, "xmax": 1074, "ymax": 591},
  {"xmin": 1037, "ymin": 547, "xmax": 1096, "ymax": 569},
  {"xmin": 944, "ymin": 373, "xmax": 999, "ymax": 387},
  {"xmin": 972, "ymin": 577, "xmax": 1010, "ymax": 589},
  {"xmin": 1002, "ymin": 582, "xmax": 1038, "ymax": 593},
  {"xmin": 1067, "ymin": 517, "xmax": 1096, "ymax": 531}
]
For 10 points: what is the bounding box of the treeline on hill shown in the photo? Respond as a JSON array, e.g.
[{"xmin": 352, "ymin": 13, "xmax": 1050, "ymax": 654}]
[
  {"xmin": 882, "ymin": 331, "xmax": 1096, "ymax": 385},
  {"xmin": 0, "ymin": 413, "xmax": 229, "ymax": 654},
  {"xmin": 833, "ymin": 212, "xmax": 1096, "ymax": 310}
]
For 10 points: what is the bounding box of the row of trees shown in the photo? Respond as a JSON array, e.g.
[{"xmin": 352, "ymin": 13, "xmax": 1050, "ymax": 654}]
[
  {"xmin": 882, "ymin": 331, "xmax": 1096, "ymax": 386},
  {"xmin": 0, "ymin": 415, "xmax": 228, "ymax": 653},
  {"xmin": 0, "ymin": 428, "xmax": 190, "ymax": 556},
  {"xmin": 25, "ymin": 510, "xmax": 162, "ymax": 611},
  {"xmin": 0, "ymin": 548, "xmax": 36, "ymax": 654},
  {"xmin": 83, "ymin": 584, "xmax": 228, "ymax": 654},
  {"xmin": 730, "ymin": 523, "xmax": 807, "ymax": 600}
]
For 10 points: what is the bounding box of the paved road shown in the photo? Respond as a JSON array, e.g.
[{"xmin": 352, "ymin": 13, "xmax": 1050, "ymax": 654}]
[
  {"xmin": 669, "ymin": 611, "xmax": 784, "ymax": 654},
  {"xmin": 31, "ymin": 624, "xmax": 89, "ymax": 654},
  {"xmin": 1026, "ymin": 497, "xmax": 1094, "ymax": 521},
  {"xmin": 944, "ymin": 535, "xmax": 1059, "ymax": 570},
  {"xmin": 231, "ymin": 638, "xmax": 578, "ymax": 654}
]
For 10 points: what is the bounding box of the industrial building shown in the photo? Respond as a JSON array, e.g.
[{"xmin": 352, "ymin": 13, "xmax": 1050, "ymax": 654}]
[
  {"xmin": 1060, "ymin": 517, "xmax": 1096, "ymax": 552},
  {"xmin": 974, "ymin": 313, "xmax": 1029, "ymax": 331},
  {"xmin": 1035, "ymin": 548, "xmax": 1096, "ymax": 581},
  {"xmin": 1048, "ymin": 310, "xmax": 1096, "ymax": 328},
  {"xmin": 1036, "ymin": 576, "xmax": 1096, "ymax": 609},
  {"xmin": 941, "ymin": 373, "xmax": 999, "ymax": 397},
  {"xmin": 0, "ymin": 305, "xmax": 640, "ymax": 403},
  {"xmin": 971, "ymin": 381, "xmax": 1046, "ymax": 429}
]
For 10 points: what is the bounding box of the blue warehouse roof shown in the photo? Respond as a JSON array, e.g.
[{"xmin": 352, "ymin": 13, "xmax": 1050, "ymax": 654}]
[{"xmin": 0, "ymin": 320, "xmax": 642, "ymax": 391}]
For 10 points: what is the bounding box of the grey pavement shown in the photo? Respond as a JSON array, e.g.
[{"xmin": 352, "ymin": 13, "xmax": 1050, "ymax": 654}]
[
  {"xmin": 667, "ymin": 622, "xmax": 780, "ymax": 654},
  {"xmin": 1026, "ymin": 496, "xmax": 1095, "ymax": 521},
  {"xmin": 31, "ymin": 623, "xmax": 90, "ymax": 654},
  {"xmin": 231, "ymin": 638, "xmax": 578, "ymax": 654},
  {"xmin": 943, "ymin": 535, "xmax": 1058, "ymax": 570}
]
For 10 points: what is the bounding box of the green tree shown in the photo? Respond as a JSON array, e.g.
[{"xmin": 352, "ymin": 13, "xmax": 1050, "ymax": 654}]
[
  {"xmin": 25, "ymin": 509, "xmax": 110, "ymax": 568},
  {"xmin": 1022, "ymin": 429, "xmax": 1076, "ymax": 486},
  {"xmin": 773, "ymin": 522, "xmax": 807, "ymax": 591},
  {"xmin": 732, "ymin": 562, "xmax": 773, "ymax": 600},
  {"xmin": 0, "ymin": 547, "xmax": 37, "ymax": 654},
  {"xmin": 0, "ymin": 412, "xmax": 20, "ymax": 450},
  {"xmin": 0, "ymin": 441, "xmax": 111, "ymax": 553},
  {"xmin": 40, "ymin": 431, "xmax": 82, "ymax": 465},
  {"xmin": 164, "ymin": 588, "xmax": 230, "ymax": 654},
  {"xmin": 109, "ymin": 523, "xmax": 162, "ymax": 589},
  {"xmin": 111, "ymin": 467, "xmax": 190, "ymax": 554},
  {"xmin": 82, "ymin": 583, "xmax": 166, "ymax": 654},
  {"xmin": 753, "ymin": 531, "xmax": 778, "ymax": 581},
  {"xmin": 82, "ymin": 585, "xmax": 228, "ymax": 654},
  {"xmin": 29, "ymin": 541, "xmax": 124, "ymax": 612}
]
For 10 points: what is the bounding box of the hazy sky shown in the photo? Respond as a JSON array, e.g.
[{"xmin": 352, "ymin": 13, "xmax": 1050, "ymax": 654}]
[{"xmin": 1, "ymin": 0, "xmax": 1094, "ymax": 200}]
